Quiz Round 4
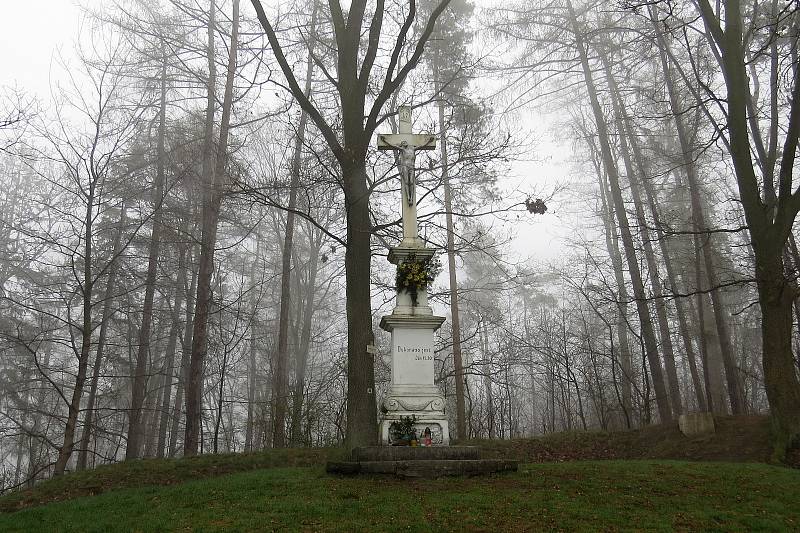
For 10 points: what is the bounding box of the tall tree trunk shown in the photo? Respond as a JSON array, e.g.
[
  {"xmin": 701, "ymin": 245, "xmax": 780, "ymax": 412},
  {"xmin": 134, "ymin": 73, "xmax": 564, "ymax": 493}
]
[
  {"xmin": 653, "ymin": 2, "xmax": 745, "ymax": 415},
  {"xmin": 127, "ymin": 49, "xmax": 169, "ymax": 459},
  {"xmin": 244, "ymin": 237, "xmax": 261, "ymax": 452},
  {"xmin": 156, "ymin": 240, "xmax": 187, "ymax": 457},
  {"xmin": 435, "ymin": 77, "xmax": 468, "ymax": 441},
  {"xmin": 213, "ymin": 347, "xmax": 229, "ymax": 454},
  {"xmin": 169, "ymin": 249, "xmax": 197, "ymax": 457},
  {"xmin": 272, "ymin": 6, "xmax": 315, "ymax": 447},
  {"xmin": 76, "ymin": 205, "xmax": 127, "ymax": 470},
  {"xmin": 54, "ymin": 165, "xmax": 97, "ymax": 476},
  {"xmin": 185, "ymin": 0, "xmax": 239, "ymax": 456},
  {"xmin": 590, "ymin": 137, "xmax": 634, "ymax": 426},
  {"xmin": 567, "ymin": 0, "xmax": 672, "ymax": 422},
  {"xmin": 601, "ymin": 53, "xmax": 683, "ymax": 415},
  {"xmin": 290, "ymin": 229, "xmax": 321, "ymax": 446},
  {"xmin": 481, "ymin": 319, "xmax": 495, "ymax": 439},
  {"xmin": 342, "ymin": 161, "xmax": 377, "ymax": 448}
]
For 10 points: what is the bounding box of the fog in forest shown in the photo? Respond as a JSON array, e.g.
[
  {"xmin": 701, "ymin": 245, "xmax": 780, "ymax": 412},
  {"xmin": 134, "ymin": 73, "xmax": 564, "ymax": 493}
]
[{"xmin": 1, "ymin": 0, "xmax": 799, "ymax": 490}]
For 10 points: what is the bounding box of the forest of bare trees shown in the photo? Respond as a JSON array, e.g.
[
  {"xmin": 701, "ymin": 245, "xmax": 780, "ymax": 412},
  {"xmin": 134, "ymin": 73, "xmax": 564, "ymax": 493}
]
[{"xmin": 1, "ymin": 0, "xmax": 799, "ymax": 490}]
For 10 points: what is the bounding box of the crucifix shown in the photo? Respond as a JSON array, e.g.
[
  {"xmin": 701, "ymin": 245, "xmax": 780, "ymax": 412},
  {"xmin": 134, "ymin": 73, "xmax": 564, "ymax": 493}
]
[{"xmin": 377, "ymin": 105, "xmax": 436, "ymax": 247}]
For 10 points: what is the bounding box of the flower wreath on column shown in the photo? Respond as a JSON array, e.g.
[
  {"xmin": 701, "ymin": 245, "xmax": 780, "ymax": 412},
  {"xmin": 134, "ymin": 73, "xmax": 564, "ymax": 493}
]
[{"xmin": 395, "ymin": 254, "xmax": 442, "ymax": 306}]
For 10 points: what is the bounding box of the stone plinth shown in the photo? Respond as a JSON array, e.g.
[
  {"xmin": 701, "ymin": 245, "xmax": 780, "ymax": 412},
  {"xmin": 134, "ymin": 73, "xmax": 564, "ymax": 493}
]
[
  {"xmin": 326, "ymin": 459, "xmax": 519, "ymax": 478},
  {"xmin": 352, "ymin": 446, "xmax": 479, "ymax": 461},
  {"xmin": 379, "ymin": 311, "xmax": 448, "ymax": 446},
  {"xmin": 327, "ymin": 446, "xmax": 519, "ymax": 478},
  {"xmin": 326, "ymin": 446, "xmax": 519, "ymax": 478}
]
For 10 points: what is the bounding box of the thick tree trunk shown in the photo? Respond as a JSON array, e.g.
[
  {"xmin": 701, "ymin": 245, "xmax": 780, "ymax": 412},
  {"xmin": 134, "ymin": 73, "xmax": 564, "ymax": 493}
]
[
  {"xmin": 568, "ymin": 0, "xmax": 672, "ymax": 422},
  {"xmin": 706, "ymin": 0, "xmax": 800, "ymax": 458},
  {"xmin": 342, "ymin": 161, "xmax": 377, "ymax": 448},
  {"xmin": 757, "ymin": 249, "xmax": 800, "ymax": 459}
]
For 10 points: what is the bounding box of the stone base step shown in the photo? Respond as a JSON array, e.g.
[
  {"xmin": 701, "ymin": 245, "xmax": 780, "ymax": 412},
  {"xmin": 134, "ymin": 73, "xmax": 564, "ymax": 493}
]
[
  {"xmin": 326, "ymin": 459, "xmax": 518, "ymax": 478},
  {"xmin": 351, "ymin": 446, "xmax": 480, "ymax": 462}
]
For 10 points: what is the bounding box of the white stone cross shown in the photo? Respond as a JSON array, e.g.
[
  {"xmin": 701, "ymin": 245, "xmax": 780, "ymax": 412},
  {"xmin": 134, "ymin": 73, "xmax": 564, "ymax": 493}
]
[{"xmin": 377, "ymin": 105, "xmax": 436, "ymax": 247}]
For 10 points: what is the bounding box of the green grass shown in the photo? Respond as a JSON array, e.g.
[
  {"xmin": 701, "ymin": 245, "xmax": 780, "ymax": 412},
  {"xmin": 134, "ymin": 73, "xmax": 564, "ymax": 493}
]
[
  {"xmin": 1, "ymin": 461, "xmax": 798, "ymax": 532},
  {"xmin": 0, "ymin": 447, "xmax": 339, "ymax": 513}
]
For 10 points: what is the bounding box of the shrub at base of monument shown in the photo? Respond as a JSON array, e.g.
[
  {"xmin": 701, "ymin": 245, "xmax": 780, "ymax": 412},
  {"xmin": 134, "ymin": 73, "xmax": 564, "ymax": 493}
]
[{"xmin": 389, "ymin": 415, "xmax": 417, "ymax": 446}]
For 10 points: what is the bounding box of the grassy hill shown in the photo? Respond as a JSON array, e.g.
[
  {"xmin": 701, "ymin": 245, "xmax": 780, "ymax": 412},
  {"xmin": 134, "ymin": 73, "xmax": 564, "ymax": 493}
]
[
  {"xmin": 1, "ymin": 416, "xmax": 797, "ymax": 532},
  {"xmin": 472, "ymin": 415, "xmax": 800, "ymax": 465}
]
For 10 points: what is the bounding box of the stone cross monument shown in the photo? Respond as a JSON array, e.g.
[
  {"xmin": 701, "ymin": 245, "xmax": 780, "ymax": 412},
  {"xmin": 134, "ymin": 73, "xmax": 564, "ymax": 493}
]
[
  {"xmin": 377, "ymin": 105, "xmax": 449, "ymax": 445},
  {"xmin": 377, "ymin": 105, "xmax": 436, "ymax": 248}
]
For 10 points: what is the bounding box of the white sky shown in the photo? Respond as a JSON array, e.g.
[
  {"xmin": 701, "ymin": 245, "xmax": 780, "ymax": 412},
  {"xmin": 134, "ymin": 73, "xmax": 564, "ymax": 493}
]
[
  {"xmin": 0, "ymin": 0, "xmax": 575, "ymax": 265},
  {"xmin": 0, "ymin": 1, "xmax": 87, "ymax": 98}
]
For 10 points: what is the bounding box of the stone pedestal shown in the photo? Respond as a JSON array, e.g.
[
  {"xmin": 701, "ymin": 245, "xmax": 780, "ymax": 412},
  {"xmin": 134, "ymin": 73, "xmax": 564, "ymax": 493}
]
[
  {"xmin": 327, "ymin": 447, "xmax": 519, "ymax": 478},
  {"xmin": 379, "ymin": 245, "xmax": 449, "ymax": 446}
]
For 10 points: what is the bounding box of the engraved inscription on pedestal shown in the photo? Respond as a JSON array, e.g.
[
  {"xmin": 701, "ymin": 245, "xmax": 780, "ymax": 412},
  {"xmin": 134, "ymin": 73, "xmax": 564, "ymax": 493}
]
[{"xmin": 392, "ymin": 328, "xmax": 435, "ymax": 386}]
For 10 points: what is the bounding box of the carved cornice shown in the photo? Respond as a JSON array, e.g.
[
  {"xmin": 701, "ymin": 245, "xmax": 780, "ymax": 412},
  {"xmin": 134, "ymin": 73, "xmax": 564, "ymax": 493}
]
[
  {"xmin": 384, "ymin": 396, "xmax": 446, "ymax": 412},
  {"xmin": 387, "ymin": 246, "xmax": 437, "ymax": 265},
  {"xmin": 380, "ymin": 314, "xmax": 445, "ymax": 332}
]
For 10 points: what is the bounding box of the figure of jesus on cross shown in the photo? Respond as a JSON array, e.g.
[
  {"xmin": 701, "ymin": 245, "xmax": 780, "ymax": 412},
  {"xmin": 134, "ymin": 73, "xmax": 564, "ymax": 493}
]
[{"xmin": 378, "ymin": 105, "xmax": 436, "ymax": 248}]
